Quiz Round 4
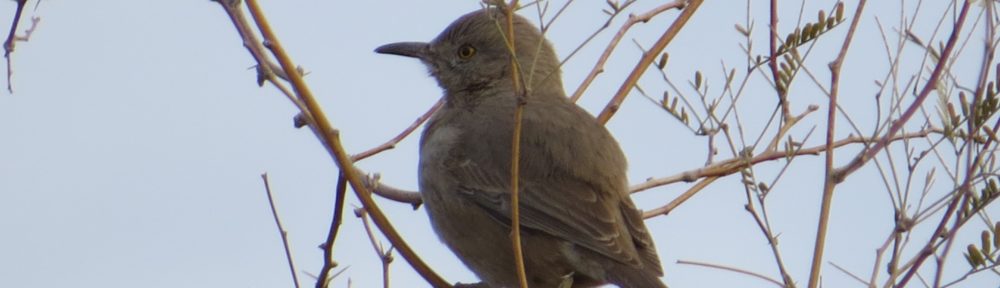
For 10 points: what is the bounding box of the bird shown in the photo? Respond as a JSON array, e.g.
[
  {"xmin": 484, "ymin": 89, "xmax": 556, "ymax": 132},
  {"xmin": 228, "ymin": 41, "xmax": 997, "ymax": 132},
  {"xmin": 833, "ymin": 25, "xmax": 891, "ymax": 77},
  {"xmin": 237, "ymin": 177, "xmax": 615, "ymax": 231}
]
[{"xmin": 376, "ymin": 8, "xmax": 666, "ymax": 288}]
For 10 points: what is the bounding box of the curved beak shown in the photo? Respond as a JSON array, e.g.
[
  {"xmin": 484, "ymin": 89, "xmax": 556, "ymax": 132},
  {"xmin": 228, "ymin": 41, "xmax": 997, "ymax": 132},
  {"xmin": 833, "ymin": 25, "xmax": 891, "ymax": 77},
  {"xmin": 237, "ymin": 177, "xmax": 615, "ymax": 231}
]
[{"xmin": 375, "ymin": 42, "xmax": 429, "ymax": 59}]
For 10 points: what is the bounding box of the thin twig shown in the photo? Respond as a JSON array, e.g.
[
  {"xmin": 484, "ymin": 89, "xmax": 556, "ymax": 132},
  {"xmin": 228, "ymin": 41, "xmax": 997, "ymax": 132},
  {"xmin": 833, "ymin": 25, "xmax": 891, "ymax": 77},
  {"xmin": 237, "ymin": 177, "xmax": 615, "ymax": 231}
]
[
  {"xmin": 630, "ymin": 129, "xmax": 938, "ymax": 194},
  {"xmin": 941, "ymin": 262, "xmax": 1000, "ymax": 287},
  {"xmin": 676, "ymin": 259, "xmax": 784, "ymax": 287},
  {"xmin": 355, "ymin": 208, "xmax": 395, "ymax": 288},
  {"xmin": 766, "ymin": 0, "xmax": 790, "ymax": 122},
  {"xmin": 596, "ymin": 0, "xmax": 703, "ymax": 124},
  {"xmin": 352, "ymin": 97, "xmax": 445, "ymax": 162},
  {"xmin": 3, "ymin": 0, "xmax": 28, "ymax": 93},
  {"xmin": 829, "ymin": 261, "xmax": 870, "ymax": 286},
  {"xmin": 261, "ymin": 173, "xmax": 301, "ymax": 288},
  {"xmin": 569, "ymin": 0, "xmax": 686, "ymax": 102},
  {"xmin": 743, "ymin": 126, "xmax": 817, "ymax": 288},
  {"xmin": 642, "ymin": 176, "xmax": 716, "ymax": 218}
]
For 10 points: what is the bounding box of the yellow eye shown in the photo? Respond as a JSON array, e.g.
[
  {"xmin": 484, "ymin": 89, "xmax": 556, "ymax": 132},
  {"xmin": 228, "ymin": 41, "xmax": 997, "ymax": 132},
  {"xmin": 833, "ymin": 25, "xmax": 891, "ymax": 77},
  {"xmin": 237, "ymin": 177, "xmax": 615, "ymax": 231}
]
[{"xmin": 457, "ymin": 44, "xmax": 476, "ymax": 59}]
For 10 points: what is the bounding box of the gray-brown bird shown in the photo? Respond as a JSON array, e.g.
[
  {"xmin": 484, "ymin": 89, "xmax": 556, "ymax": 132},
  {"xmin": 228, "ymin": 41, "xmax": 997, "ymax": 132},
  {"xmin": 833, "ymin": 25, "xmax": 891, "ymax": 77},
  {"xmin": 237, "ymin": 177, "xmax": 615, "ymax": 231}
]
[{"xmin": 376, "ymin": 8, "xmax": 666, "ymax": 288}]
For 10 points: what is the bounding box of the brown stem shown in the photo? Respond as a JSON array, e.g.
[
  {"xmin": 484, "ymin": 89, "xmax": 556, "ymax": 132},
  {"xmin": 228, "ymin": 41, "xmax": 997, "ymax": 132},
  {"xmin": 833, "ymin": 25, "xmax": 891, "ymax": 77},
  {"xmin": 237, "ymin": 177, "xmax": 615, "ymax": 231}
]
[
  {"xmin": 767, "ymin": 0, "xmax": 789, "ymax": 120},
  {"xmin": 498, "ymin": 2, "xmax": 529, "ymax": 287},
  {"xmin": 809, "ymin": 2, "xmax": 865, "ymax": 286},
  {"xmin": 316, "ymin": 174, "xmax": 348, "ymax": 287},
  {"xmin": 261, "ymin": 173, "xmax": 301, "ymax": 288},
  {"xmin": 241, "ymin": 1, "xmax": 449, "ymax": 286}
]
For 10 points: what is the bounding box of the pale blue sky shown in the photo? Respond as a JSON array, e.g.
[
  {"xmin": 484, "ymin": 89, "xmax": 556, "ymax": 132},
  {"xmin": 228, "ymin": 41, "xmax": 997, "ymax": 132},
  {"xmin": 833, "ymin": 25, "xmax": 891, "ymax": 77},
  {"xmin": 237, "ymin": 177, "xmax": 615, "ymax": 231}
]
[{"xmin": 0, "ymin": 1, "xmax": 996, "ymax": 287}]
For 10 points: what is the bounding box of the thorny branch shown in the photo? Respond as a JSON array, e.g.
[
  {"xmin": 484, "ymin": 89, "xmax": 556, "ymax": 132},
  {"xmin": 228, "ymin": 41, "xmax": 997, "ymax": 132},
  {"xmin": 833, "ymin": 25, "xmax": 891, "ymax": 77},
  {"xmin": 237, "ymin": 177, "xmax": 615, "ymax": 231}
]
[{"xmin": 212, "ymin": 0, "xmax": 449, "ymax": 287}]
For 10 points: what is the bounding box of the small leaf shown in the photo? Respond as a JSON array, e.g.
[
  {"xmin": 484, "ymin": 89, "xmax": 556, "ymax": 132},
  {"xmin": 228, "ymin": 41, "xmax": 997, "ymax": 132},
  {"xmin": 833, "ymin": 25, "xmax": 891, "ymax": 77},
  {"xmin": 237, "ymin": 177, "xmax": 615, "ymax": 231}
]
[
  {"xmin": 802, "ymin": 23, "xmax": 814, "ymax": 41},
  {"xmin": 994, "ymin": 221, "xmax": 1000, "ymax": 249},
  {"xmin": 606, "ymin": 0, "xmax": 620, "ymax": 11},
  {"xmin": 781, "ymin": 62, "xmax": 792, "ymax": 76},
  {"xmin": 995, "ymin": 63, "xmax": 1000, "ymax": 86},
  {"xmin": 906, "ymin": 30, "xmax": 924, "ymax": 47},
  {"xmin": 758, "ymin": 182, "xmax": 769, "ymax": 193},
  {"xmin": 695, "ymin": 71, "xmax": 703, "ymax": 89},
  {"xmin": 835, "ymin": 2, "xmax": 844, "ymax": 21},
  {"xmin": 779, "ymin": 70, "xmax": 790, "ymax": 87},
  {"xmin": 735, "ymin": 24, "xmax": 750, "ymax": 36},
  {"xmin": 967, "ymin": 244, "xmax": 985, "ymax": 268},
  {"xmin": 809, "ymin": 22, "xmax": 821, "ymax": 39},
  {"xmin": 983, "ymin": 230, "xmax": 992, "ymax": 255},
  {"xmin": 817, "ymin": 13, "xmax": 827, "ymax": 31}
]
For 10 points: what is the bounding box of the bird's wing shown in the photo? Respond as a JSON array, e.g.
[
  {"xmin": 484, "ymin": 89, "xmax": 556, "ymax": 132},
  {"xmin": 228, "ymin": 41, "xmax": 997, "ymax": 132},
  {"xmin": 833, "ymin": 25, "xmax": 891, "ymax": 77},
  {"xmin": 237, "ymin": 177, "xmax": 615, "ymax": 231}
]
[{"xmin": 448, "ymin": 100, "xmax": 660, "ymax": 272}]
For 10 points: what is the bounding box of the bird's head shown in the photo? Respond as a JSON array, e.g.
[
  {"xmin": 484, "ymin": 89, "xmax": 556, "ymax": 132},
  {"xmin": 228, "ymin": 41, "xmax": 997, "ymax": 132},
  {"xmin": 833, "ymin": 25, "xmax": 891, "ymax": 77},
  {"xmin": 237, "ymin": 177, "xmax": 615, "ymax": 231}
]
[{"xmin": 376, "ymin": 8, "xmax": 564, "ymax": 97}]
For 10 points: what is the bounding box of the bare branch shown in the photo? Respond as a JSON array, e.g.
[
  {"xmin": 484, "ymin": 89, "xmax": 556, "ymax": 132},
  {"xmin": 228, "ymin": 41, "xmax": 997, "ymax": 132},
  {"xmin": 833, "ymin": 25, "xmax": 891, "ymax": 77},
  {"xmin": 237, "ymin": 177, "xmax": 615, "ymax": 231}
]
[
  {"xmin": 260, "ymin": 173, "xmax": 301, "ymax": 288},
  {"xmin": 676, "ymin": 259, "xmax": 785, "ymax": 287},
  {"xmin": 352, "ymin": 97, "xmax": 444, "ymax": 162},
  {"xmin": 630, "ymin": 129, "xmax": 938, "ymax": 194}
]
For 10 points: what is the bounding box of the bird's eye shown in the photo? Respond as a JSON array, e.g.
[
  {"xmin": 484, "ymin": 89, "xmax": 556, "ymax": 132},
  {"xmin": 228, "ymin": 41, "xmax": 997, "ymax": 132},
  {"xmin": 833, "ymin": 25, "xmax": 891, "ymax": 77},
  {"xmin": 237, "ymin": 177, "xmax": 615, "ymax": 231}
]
[{"xmin": 457, "ymin": 44, "xmax": 476, "ymax": 59}]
